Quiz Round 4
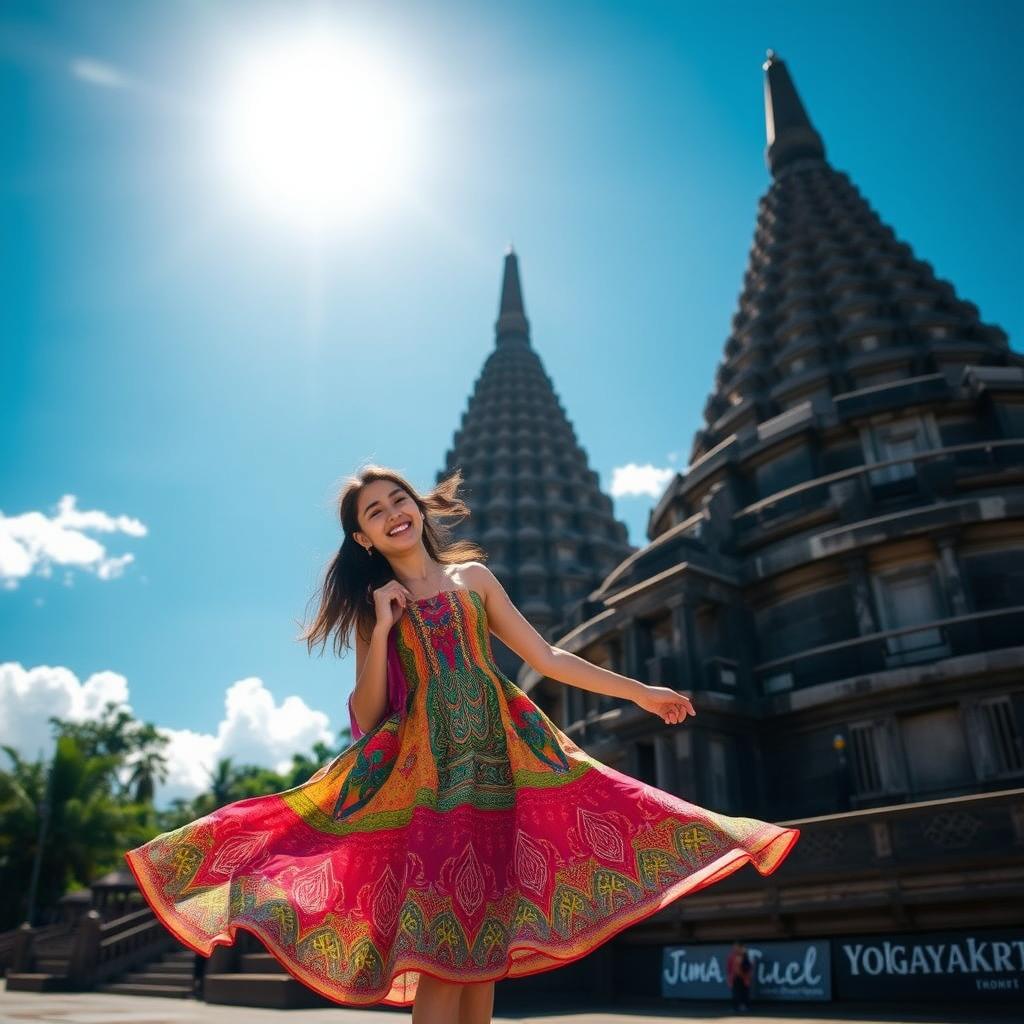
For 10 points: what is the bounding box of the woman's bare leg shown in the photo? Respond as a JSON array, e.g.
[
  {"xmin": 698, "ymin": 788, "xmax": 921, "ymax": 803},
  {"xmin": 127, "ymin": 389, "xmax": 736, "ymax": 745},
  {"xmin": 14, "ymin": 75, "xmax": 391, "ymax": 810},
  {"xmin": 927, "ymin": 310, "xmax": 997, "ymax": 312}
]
[
  {"xmin": 411, "ymin": 972, "xmax": 462, "ymax": 1024},
  {"xmin": 458, "ymin": 979, "xmax": 495, "ymax": 1024}
]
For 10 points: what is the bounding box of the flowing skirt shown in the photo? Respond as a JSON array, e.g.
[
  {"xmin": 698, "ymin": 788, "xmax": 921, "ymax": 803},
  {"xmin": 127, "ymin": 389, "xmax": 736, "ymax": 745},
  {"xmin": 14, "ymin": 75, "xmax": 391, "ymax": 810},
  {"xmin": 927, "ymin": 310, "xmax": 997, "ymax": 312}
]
[{"xmin": 125, "ymin": 694, "xmax": 799, "ymax": 1007}]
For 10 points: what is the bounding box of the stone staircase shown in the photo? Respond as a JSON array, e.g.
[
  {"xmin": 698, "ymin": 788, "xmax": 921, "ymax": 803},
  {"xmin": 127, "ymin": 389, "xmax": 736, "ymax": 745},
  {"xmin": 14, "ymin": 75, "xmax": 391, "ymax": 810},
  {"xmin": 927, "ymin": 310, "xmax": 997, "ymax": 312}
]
[
  {"xmin": 4, "ymin": 910, "xmax": 331, "ymax": 1007},
  {"xmin": 5, "ymin": 907, "xmax": 176, "ymax": 993},
  {"xmin": 3, "ymin": 925, "xmax": 77, "ymax": 992},
  {"xmin": 97, "ymin": 946, "xmax": 197, "ymax": 999},
  {"xmin": 201, "ymin": 932, "xmax": 334, "ymax": 1009}
]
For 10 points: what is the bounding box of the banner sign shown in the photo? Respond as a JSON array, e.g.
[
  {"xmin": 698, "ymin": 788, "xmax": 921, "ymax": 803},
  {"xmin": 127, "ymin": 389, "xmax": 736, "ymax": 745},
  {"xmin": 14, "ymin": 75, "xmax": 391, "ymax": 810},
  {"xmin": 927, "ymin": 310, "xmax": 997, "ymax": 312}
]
[
  {"xmin": 662, "ymin": 940, "xmax": 831, "ymax": 1001},
  {"xmin": 833, "ymin": 928, "xmax": 1024, "ymax": 1000}
]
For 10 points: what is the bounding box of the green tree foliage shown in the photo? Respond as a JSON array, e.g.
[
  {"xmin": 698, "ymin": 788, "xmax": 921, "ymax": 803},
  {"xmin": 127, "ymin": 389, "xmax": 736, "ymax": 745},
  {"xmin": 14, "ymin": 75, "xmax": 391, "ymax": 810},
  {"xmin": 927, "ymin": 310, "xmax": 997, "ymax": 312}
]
[{"xmin": 0, "ymin": 701, "xmax": 349, "ymax": 930}]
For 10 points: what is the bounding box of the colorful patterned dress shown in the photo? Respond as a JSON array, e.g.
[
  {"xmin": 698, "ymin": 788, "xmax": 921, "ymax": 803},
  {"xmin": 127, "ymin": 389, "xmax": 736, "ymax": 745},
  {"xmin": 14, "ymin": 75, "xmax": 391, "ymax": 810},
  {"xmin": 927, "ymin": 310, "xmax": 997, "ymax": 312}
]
[{"xmin": 124, "ymin": 587, "xmax": 799, "ymax": 1007}]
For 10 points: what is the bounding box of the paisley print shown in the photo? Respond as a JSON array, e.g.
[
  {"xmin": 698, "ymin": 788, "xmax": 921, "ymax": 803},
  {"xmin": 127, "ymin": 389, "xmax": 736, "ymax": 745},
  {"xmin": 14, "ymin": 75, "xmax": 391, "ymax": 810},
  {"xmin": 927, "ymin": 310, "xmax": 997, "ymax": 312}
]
[{"xmin": 125, "ymin": 587, "xmax": 799, "ymax": 1007}]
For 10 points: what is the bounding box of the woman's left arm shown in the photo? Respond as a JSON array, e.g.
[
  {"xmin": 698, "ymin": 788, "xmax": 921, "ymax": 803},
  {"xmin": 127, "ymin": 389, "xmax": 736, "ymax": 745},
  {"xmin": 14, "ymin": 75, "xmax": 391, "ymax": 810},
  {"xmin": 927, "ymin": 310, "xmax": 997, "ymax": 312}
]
[{"xmin": 466, "ymin": 562, "xmax": 696, "ymax": 726}]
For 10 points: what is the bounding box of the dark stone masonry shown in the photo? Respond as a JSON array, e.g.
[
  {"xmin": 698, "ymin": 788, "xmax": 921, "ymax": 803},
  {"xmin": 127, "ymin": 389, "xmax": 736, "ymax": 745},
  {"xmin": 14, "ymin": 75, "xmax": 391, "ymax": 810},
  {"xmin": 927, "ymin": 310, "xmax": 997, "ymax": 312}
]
[{"xmin": 443, "ymin": 51, "xmax": 1024, "ymax": 1008}]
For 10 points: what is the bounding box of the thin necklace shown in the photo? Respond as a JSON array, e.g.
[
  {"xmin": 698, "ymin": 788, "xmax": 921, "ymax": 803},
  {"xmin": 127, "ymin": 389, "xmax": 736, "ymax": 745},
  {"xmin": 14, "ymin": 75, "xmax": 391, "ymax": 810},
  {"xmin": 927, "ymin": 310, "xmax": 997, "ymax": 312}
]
[{"xmin": 398, "ymin": 567, "xmax": 449, "ymax": 600}]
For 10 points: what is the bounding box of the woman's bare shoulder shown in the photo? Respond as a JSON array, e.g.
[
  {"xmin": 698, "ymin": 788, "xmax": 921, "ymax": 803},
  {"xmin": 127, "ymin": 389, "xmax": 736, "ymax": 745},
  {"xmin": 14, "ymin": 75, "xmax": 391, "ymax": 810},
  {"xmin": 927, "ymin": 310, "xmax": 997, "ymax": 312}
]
[{"xmin": 458, "ymin": 561, "xmax": 501, "ymax": 604}]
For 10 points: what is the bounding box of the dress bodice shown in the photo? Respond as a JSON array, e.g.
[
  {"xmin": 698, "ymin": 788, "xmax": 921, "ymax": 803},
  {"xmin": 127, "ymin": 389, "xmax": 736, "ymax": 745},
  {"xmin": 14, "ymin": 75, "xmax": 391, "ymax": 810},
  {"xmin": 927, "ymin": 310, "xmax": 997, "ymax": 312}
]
[{"xmin": 348, "ymin": 588, "xmax": 491, "ymax": 740}]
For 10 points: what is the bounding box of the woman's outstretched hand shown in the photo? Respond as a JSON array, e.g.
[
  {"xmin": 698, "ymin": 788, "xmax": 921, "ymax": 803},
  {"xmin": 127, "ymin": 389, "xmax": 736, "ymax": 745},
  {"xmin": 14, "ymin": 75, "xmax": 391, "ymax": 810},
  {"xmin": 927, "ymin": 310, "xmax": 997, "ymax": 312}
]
[{"xmin": 634, "ymin": 684, "xmax": 696, "ymax": 725}]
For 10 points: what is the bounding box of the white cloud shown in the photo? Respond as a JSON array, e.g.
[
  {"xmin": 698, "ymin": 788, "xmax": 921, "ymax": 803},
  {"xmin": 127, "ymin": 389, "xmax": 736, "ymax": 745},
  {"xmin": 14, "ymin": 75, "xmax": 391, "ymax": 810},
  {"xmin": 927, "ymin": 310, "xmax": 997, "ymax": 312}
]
[
  {"xmin": 608, "ymin": 462, "xmax": 678, "ymax": 499},
  {"xmin": 0, "ymin": 663, "xmax": 335, "ymax": 808},
  {"xmin": 0, "ymin": 663, "xmax": 131, "ymax": 761},
  {"xmin": 158, "ymin": 678, "xmax": 334, "ymax": 804},
  {"xmin": 70, "ymin": 57, "xmax": 130, "ymax": 89},
  {"xmin": 0, "ymin": 494, "xmax": 147, "ymax": 589},
  {"xmin": 156, "ymin": 726, "xmax": 220, "ymax": 806}
]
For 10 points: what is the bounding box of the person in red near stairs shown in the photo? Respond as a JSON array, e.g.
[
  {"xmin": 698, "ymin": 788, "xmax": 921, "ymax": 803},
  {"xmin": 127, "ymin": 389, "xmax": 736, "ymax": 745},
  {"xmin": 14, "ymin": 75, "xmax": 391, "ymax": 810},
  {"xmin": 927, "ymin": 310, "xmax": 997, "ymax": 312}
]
[{"xmin": 726, "ymin": 939, "xmax": 754, "ymax": 1013}]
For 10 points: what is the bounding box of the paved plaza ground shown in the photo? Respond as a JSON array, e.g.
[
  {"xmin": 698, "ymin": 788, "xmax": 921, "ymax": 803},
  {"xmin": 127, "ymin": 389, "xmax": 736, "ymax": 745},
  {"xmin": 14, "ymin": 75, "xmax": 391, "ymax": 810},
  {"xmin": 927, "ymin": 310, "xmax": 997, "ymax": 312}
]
[{"xmin": 1, "ymin": 987, "xmax": 1021, "ymax": 1024}]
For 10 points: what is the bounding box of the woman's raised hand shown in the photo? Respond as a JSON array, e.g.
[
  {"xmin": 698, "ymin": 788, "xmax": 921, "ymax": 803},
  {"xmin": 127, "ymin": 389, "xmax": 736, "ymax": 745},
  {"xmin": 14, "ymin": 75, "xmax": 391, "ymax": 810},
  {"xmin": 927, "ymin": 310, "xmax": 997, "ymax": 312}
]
[
  {"xmin": 634, "ymin": 684, "xmax": 696, "ymax": 726},
  {"xmin": 371, "ymin": 580, "xmax": 414, "ymax": 631}
]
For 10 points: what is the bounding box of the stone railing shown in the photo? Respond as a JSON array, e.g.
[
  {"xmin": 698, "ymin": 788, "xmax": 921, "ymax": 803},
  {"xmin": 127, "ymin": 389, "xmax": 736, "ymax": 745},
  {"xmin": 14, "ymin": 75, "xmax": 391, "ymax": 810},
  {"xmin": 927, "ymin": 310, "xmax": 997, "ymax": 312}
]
[
  {"xmin": 663, "ymin": 787, "xmax": 1024, "ymax": 932},
  {"xmin": 754, "ymin": 605, "xmax": 1024, "ymax": 696},
  {"xmin": 10, "ymin": 905, "xmax": 174, "ymax": 988},
  {"xmin": 734, "ymin": 438, "xmax": 1024, "ymax": 537}
]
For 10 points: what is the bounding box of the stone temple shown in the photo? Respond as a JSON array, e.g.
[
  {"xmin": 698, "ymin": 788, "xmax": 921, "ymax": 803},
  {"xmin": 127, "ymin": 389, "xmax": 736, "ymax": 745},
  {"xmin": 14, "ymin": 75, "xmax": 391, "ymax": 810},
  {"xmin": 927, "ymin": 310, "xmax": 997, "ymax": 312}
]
[
  {"xmin": 441, "ymin": 49, "xmax": 1024, "ymax": 1003},
  {"xmin": 436, "ymin": 244, "xmax": 636, "ymax": 698}
]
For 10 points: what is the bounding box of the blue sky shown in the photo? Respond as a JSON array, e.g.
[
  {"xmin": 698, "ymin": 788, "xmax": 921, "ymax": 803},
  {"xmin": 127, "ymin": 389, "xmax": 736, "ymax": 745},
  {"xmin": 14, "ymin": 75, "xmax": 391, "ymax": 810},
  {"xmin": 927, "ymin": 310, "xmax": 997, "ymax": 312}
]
[{"xmin": 2, "ymin": 0, "xmax": 1021, "ymax": 803}]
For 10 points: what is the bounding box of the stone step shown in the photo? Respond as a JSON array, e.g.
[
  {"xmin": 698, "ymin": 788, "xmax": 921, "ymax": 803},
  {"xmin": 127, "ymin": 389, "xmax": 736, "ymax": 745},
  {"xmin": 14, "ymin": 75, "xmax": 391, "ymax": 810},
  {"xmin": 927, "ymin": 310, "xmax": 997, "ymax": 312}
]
[
  {"xmin": 204, "ymin": 972, "xmax": 333, "ymax": 1009},
  {"xmin": 4, "ymin": 973, "xmax": 72, "ymax": 992},
  {"xmin": 35, "ymin": 958, "xmax": 72, "ymax": 971},
  {"xmin": 120, "ymin": 970, "xmax": 194, "ymax": 987},
  {"xmin": 97, "ymin": 982, "xmax": 194, "ymax": 999},
  {"xmin": 239, "ymin": 951, "xmax": 286, "ymax": 973},
  {"xmin": 145, "ymin": 961, "xmax": 193, "ymax": 974},
  {"xmin": 163, "ymin": 949, "xmax": 197, "ymax": 962}
]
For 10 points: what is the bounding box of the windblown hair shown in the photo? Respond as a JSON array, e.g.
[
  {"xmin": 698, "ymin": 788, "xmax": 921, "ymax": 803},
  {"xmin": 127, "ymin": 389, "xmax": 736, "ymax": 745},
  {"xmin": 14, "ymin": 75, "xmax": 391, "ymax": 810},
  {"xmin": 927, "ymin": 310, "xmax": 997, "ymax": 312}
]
[{"xmin": 299, "ymin": 463, "xmax": 487, "ymax": 658}]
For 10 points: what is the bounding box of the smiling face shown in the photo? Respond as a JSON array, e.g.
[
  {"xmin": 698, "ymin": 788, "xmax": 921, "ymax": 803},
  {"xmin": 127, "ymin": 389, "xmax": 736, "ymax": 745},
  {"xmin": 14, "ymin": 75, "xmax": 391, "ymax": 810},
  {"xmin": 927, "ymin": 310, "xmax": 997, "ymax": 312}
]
[{"xmin": 353, "ymin": 479, "xmax": 422, "ymax": 554}]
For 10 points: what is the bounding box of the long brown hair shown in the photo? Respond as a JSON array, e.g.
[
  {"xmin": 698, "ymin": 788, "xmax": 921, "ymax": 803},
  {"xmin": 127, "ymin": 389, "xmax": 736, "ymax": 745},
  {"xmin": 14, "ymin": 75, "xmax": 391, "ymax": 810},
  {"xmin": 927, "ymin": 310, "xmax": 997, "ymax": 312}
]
[{"xmin": 299, "ymin": 463, "xmax": 487, "ymax": 657}]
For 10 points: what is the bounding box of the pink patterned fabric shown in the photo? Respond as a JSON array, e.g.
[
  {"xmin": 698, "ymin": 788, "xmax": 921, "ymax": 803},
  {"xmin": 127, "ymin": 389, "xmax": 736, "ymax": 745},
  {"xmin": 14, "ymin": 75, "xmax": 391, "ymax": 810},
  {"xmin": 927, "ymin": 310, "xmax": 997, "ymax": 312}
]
[{"xmin": 124, "ymin": 587, "xmax": 800, "ymax": 1007}]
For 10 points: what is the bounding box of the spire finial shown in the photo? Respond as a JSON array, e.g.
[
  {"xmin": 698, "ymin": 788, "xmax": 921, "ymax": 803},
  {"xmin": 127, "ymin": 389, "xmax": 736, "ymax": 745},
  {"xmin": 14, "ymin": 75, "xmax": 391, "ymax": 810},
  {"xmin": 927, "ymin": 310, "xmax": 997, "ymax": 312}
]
[
  {"xmin": 495, "ymin": 247, "xmax": 530, "ymax": 346},
  {"xmin": 499, "ymin": 247, "xmax": 524, "ymax": 316},
  {"xmin": 762, "ymin": 51, "xmax": 826, "ymax": 176}
]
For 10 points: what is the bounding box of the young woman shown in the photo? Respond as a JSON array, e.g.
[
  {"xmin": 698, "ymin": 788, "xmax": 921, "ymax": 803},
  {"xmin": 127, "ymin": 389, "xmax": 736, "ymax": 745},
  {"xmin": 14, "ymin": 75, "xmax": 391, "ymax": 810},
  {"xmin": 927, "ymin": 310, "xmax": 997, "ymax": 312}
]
[{"xmin": 125, "ymin": 464, "xmax": 799, "ymax": 1024}]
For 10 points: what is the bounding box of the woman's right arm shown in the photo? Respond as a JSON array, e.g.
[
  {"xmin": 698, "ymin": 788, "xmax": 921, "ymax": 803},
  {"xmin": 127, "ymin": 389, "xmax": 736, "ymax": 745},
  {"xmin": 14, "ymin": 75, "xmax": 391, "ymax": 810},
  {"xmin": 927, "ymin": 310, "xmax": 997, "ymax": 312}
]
[{"xmin": 350, "ymin": 622, "xmax": 391, "ymax": 736}]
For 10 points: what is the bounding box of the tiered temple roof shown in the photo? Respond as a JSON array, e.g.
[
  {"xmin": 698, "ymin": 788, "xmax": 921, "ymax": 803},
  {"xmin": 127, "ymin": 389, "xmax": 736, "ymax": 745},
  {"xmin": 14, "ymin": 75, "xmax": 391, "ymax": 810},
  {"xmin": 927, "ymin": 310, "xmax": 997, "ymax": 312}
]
[{"xmin": 438, "ymin": 247, "xmax": 635, "ymax": 675}]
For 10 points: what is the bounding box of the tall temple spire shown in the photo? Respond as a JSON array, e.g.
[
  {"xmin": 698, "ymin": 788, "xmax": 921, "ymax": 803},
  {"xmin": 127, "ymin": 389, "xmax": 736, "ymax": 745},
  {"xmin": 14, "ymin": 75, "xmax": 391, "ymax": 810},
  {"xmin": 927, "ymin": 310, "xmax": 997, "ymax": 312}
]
[
  {"xmin": 495, "ymin": 245, "xmax": 530, "ymax": 345},
  {"xmin": 686, "ymin": 52, "xmax": 1014, "ymax": 467},
  {"xmin": 763, "ymin": 49, "xmax": 826, "ymax": 177},
  {"xmin": 438, "ymin": 247, "xmax": 634, "ymax": 680}
]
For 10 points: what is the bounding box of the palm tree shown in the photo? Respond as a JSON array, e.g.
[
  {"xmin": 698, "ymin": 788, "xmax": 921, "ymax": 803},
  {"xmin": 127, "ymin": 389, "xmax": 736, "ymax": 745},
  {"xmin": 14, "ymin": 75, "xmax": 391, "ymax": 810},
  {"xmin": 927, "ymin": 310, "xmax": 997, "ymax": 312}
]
[
  {"xmin": 206, "ymin": 757, "xmax": 239, "ymax": 809},
  {"xmin": 0, "ymin": 708, "xmax": 358, "ymax": 930},
  {"xmin": 0, "ymin": 737, "xmax": 145, "ymax": 930},
  {"xmin": 123, "ymin": 724, "xmax": 170, "ymax": 804}
]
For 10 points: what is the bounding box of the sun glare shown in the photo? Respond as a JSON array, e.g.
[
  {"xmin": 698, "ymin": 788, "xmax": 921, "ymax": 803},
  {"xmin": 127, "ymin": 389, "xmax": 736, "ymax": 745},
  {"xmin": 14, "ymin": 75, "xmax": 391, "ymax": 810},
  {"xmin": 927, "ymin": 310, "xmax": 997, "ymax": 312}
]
[{"xmin": 217, "ymin": 27, "xmax": 417, "ymax": 230}]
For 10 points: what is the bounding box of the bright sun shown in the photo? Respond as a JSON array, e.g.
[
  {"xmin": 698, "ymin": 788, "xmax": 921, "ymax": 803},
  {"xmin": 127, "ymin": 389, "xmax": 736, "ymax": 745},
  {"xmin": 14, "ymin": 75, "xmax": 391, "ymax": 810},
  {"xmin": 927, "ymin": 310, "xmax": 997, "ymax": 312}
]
[{"xmin": 218, "ymin": 26, "xmax": 417, "ymax": 230}]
